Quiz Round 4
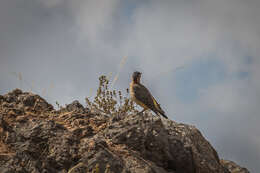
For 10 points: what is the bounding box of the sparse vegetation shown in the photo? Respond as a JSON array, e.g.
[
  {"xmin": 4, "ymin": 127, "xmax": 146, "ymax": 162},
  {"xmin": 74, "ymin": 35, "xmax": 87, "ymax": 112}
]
[{"xmin": 85, "ymin": 75, "xmax": 138, "ymax": 116}]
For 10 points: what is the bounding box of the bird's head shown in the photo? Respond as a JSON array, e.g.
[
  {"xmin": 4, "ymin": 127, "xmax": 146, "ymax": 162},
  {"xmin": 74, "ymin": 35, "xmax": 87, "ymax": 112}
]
[{"xmin": 132, "ymin": 71, "xmax": 142, "ymax": 83}]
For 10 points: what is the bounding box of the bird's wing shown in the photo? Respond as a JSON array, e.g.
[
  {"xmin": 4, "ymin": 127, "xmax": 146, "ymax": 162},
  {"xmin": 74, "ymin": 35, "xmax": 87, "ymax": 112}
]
[
  {"xmin": 132, "ymin": 84, "xmax": 159, "ymax": 112},
  {"xmin": 151, "ymin": 95, "xmax": 165, "ymax": 114}
]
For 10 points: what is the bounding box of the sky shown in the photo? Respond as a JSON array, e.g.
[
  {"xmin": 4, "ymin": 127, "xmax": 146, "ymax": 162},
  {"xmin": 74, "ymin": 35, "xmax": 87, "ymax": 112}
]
[{"xmin": 0, "ymin": 0, "xmax": 259, "ymax": 172}]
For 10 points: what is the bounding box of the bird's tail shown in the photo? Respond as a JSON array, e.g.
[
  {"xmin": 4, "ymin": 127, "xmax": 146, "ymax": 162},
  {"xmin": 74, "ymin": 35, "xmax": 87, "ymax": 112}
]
[
  {"xmin": 157, "ymin": 110, "xmax": 168, "ymax": 119},
  {"xmin": 151, "ymin": 96, "xmax": 168, "ymax": 119}
]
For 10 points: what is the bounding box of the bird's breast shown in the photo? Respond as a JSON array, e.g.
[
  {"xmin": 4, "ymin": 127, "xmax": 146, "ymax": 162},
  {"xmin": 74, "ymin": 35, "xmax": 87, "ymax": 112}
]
[
  {"xmin": 129, "ymin": 82, "xmax": 149, "ymax": 109},
  {"xmin": 129, "ymin": 82, "xmax": 135, "ymax": 99}
]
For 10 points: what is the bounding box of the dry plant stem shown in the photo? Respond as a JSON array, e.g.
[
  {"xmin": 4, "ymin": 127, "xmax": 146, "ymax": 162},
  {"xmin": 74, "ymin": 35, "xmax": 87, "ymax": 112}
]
[{"xmin": 86, "ymin": 75, "xmax": 138, "ymax": 117}]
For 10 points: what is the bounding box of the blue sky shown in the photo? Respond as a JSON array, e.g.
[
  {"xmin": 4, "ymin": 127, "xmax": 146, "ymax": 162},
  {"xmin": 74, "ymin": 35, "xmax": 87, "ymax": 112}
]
[
  {"xmin": 174, "ymin": 57, "xmax": 226, "ymax": 103},
  {"xmin": 0, "ymin": 0, "xmax": 260, "ymax": 172}
]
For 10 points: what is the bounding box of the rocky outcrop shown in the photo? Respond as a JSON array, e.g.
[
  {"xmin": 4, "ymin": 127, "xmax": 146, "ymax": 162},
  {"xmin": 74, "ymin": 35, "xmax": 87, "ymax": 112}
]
[
  {"xmin": 220, "ymin": 160, "xmax": 250, "ymax": 173},
  {"xmin": 0, "ymin": 89, "xmax": 249, "ymax": 173}
]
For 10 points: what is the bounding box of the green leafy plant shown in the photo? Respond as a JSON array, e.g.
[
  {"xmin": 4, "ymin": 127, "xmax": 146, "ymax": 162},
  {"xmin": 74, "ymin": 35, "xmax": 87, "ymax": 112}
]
[{"xmin": 85, "ymin": 75, "xmax": 137, "ymax": 116}]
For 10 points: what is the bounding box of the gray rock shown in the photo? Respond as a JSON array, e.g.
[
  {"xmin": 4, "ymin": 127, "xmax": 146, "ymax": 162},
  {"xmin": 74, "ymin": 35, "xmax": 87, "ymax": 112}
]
[
  {"xmin": 65, "ymin": 100, "xmax": 85, "ymax": 113},
  {"xmin": 0, "ymin": 89, "xmax": 249, "ymax": 173},
  {"xmin": 0, "ymin": 95, "xmax": 4, "ymax": 101},
  {"xmin": 221, "ymin": 160, "xmax": 250, "ymax": 173},
  {"xmin": 67, "ymin": 162, "xmax": 87, "ymax": 173},
  {"xmin": 1, "ymin": 89, "xmax": 53, "ymax": 112}
]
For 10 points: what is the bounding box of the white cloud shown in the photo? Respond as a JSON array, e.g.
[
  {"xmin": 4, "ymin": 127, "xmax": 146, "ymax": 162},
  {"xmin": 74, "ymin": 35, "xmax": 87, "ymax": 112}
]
[
  {"xmin": 198, "ymin": 81, "xmax": 253, "ymax": 114},
  {"xmin": 37, "ymin": 0, "xmax": 64, "ymax": 8},
  {"xmin": 68, "ymin": 0, "xmax": 120, "ymax": 45},
  {"xmin": 118, "ymin": 0, "xmax": 260, "ymax": 80}
]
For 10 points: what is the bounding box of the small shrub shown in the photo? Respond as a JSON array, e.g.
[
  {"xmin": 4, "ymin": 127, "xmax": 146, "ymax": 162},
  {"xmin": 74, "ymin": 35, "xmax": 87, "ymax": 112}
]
[{"xmin": 85, "ymin": 75, "xmax": 138, "ymax": 116}]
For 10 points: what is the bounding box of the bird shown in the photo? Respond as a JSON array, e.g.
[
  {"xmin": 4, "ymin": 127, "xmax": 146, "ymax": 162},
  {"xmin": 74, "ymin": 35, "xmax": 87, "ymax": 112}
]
[{"xmin": 130, "ymin": 71, "xmax": 168, "ymax": 119}]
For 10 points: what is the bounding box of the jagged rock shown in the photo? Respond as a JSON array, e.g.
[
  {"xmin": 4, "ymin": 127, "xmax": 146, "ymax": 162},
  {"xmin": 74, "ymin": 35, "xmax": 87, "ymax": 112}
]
[
  {"xmin": 0, "ymin": 95, "xmax": 4, "ymax": 101},
  {"xmin": 106, "ymin": 114, "xmax": 229, "ymax": 173},
  {"xmin": 81, "ymin": 150, "xmax": 126, "ymax": 173},
  {"xmin": 64, "ymin": 100, "xmax": 85, "ymax": 113},
  {"xmin": 0, "ymin": 89, "xmax": 249, "ymax": 173},
  {"xmin": 0, "ymin": 117, "xmax": 77, "ymax": 172},
  {"xmin": 221, "ymin": 160, "xmax": 250, "ymax": 173},
  {"xmin": 67, "ymin": 162, "xmax": 87, "ymax": 173},
  {"xmin": 11, "ymin": 88, "xmax": 23, "ymax": 96},
  {"xmin": 1, "ymin": 89, "xmax": 53, "ymax": 112}
]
